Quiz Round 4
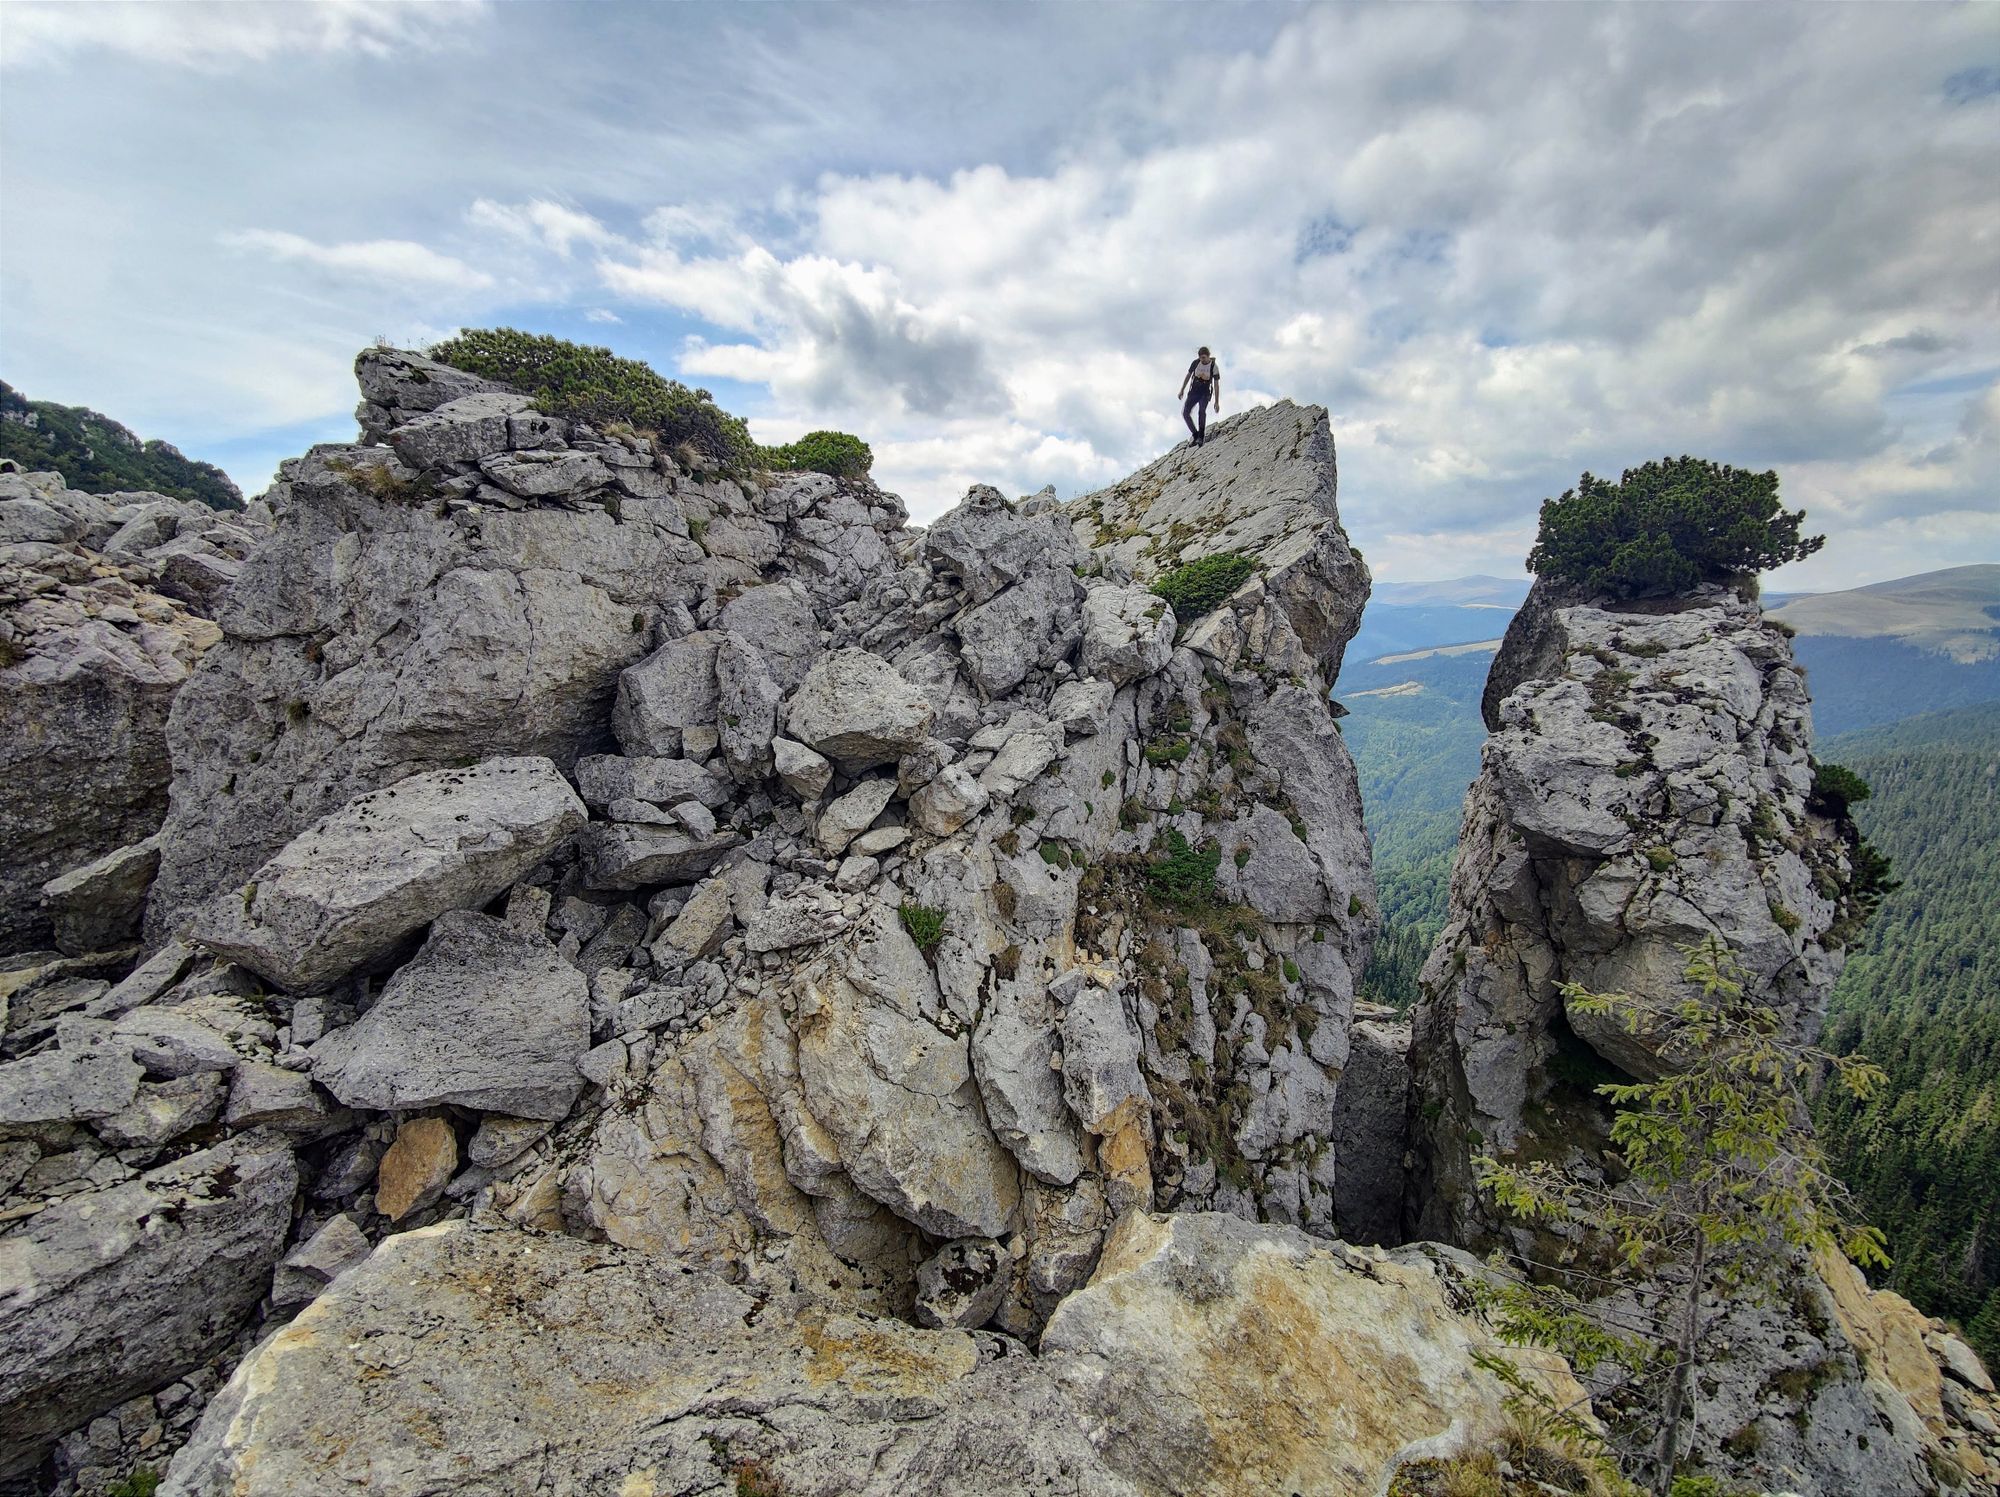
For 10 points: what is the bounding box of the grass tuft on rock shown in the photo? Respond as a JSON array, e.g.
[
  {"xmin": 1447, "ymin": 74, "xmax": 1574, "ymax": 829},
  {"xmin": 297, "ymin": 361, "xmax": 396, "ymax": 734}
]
[{"xmin": 899, "ymin": 901, "xmax": 947, "ymax": 954}]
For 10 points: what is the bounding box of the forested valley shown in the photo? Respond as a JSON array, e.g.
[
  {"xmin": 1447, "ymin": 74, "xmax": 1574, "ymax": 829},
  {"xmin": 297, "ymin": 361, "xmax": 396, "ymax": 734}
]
[{"xmin": 1813, "ymin": 703, "xmax": 2000, "ymax": 1369}]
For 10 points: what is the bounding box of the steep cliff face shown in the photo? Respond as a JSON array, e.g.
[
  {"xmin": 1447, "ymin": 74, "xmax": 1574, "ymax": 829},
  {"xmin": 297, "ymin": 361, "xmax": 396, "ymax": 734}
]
[
  {"xmin": 1406, "ymin": 579, "xmax": 1997, "ymax": 1494},
  {"xmin": 1411, "ymin": 581, "xmax": 1856, "ymax": 1240}
]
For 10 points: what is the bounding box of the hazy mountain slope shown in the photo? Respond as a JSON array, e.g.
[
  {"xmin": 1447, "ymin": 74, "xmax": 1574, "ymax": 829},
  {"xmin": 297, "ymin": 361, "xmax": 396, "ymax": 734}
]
[
  {"xmin": 0, "ymin": 380, "xmax": 242, "ymax": 512},
  {"xmin": 1812, "ymin": 702, "xmax": 2000, "ymax": 1372},
  {"xmin": 1774, "ymin": 565, "xmax": 2000, "ymax": 735},
  {"xmin": 1773, "ymin": 564, "xmax": 2000, "ymax": 661}
]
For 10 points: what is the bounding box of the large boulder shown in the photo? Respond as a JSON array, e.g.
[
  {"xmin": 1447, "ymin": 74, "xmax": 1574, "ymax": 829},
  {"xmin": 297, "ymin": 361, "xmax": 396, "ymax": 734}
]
[
  {"xmin": 784, "ymin": 648, "xmax": 935, "ymax": 771},
  {"xmin": 309, "ymin": 910, "xmax": 589, "ymax": 1121},
  {"xmin": 162, "ymin": 1220, "xmax": 1133, "ymax": 1497},
  {"xmin": 1038, "ymin": 1212, "xmax": 1590, "ymax": 1497},
  {"xmin": 192, "ymin": 757, "xmax": 585, "ymax": 992},
  {"xmin": 0, "ymin": 1138, "xmax": 297, "ymax": 1478},
  {"xmin": 790, "ymin": 906, "xmax": 1021, "ymax": 1239}
]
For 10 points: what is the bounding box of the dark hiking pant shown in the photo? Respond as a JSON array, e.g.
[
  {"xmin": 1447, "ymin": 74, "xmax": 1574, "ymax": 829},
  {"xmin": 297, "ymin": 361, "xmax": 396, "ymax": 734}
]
[{"xmin": 1183, "ymin": 379, "xmax": 1211, "ymax": 441}]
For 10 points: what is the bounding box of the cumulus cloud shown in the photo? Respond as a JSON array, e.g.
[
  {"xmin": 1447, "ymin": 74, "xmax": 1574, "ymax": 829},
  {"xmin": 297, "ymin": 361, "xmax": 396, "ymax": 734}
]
[
  {"xmin": 0, "ymin": 0, "xmax": 488, "ymax": 70},
  {"xmin": 602, "ymin": 245, "xmax": 1005, "ymax": 418},
  {"xmin": 221, "ymin": 230, "xmax": 495, "ymax": 291},
  {"xmin": 571, "ymin": 6, "xmax": 1999, "ymax": 584}
]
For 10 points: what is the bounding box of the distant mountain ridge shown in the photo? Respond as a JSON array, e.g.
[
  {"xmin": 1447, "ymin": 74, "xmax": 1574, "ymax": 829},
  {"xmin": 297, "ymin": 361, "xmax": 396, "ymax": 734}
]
[
  {"xmin": 0, "ymin": 379, "xmax": 242, "ymax": 511},
  {"xmin": 1368, "ymin": 574, "xmax": 1530, "ymax": 607},
  {"xmin": 1772, "ymin": 563, "xmax": 2000, "ymax": 663}
]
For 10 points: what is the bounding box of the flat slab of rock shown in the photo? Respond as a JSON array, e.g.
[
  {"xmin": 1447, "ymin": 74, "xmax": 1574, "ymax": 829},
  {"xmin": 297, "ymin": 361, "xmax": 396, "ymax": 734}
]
[
  {"xmin": 310, "ymin": 911, "xmax": 588, "ymax": 1121},
  {"xmin": 192, "ymin": 757, "xmax": 585, "ymax": 992},
  {"xmin": 581, "ymin": 822, "xmax": 741, "ymax": 891},
  {"xmin": 0, "ymin": 1139, "xmax": 296, "ymax": 1478},
  {"xmin": 39, "ymin": 834, "xmax": 162, "ymax": 955},
  {"xmin": 164, "ymin": 1220, "xmax": 1135, "ymax": 1497}
]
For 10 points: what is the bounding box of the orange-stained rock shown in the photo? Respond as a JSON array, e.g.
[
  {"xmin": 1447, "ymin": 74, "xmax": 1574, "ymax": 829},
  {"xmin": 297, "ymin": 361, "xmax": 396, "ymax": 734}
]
[{"xmin": 374, "ymin": 1116, "xmax": 457, "ymax": 1221}]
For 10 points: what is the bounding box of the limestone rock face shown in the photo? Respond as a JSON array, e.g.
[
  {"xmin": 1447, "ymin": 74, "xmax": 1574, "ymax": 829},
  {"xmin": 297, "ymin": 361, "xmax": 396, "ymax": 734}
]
[
  {"xmin": 308, "ymin": 910, "xmax": 589, "ymax": 1120},
  {"xmin": 0, "ymin": 470, "xmax": 260, "ymax": 952},
  {"xmin": 1040, "ymin": 1212, "xmax": 1591, "ymax": 1497},
  {"xmin": 0, "ymin": 1138, "xmax": 296, "ymax": 1478},
  {"xmin": 1402, "ymin": 579, "xmax": 1975, "ymax": 1495},
  {"xmin": 193, "ymin": 758, "xmax": 586, "ymax": 992},
  {"xmin": 1409, "ymin": 584, "xmax": 1859, "ymax": 1236},
  {"xmin": 162, "ymin": 1220, "xmax": 1137, "ymax": 1497}
]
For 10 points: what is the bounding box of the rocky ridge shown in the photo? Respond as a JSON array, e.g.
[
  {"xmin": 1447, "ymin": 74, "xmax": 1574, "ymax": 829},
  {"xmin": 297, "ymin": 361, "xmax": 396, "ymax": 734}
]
[
  {"xmin": 0, "ymin": 351, "xmax": 1472, "ymax": 1496},
  {"xmin": 5, "ymin": 342, "xmax": 1988, "ymax": 1495},
  {"xmin": 0, "ymin": 467, "xmax": 263, "ymax": 954}
]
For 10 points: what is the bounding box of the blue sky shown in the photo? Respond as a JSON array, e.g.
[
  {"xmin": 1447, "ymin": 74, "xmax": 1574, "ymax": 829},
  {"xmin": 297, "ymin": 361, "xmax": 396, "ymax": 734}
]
[{"xmin": 3, "ymin": 2, "xmax": 1996, "ymax": 590}]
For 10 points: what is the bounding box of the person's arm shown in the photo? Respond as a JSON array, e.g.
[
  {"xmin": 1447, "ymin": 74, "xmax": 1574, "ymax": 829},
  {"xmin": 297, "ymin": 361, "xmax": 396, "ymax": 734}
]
[{"xmin": 1178, "ymin": 369, "xmax": 1191, "ymax": 397}]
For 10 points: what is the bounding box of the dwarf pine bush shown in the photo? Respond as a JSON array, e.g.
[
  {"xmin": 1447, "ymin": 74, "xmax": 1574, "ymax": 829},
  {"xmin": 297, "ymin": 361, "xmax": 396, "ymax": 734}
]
[
  {"xmin": 1527, "ymin": 457, "xmax": 1824, "ymax": 599},
  {"xmin": 428, "ymin": 328, "xmax": 756, "ymax": 467}
]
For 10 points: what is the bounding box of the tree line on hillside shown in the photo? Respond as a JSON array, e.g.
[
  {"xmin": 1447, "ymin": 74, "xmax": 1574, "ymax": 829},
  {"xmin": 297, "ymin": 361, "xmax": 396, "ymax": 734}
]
[{"xmin": 0, "ymin": 380, "xmax": 242, "ymax": 511}]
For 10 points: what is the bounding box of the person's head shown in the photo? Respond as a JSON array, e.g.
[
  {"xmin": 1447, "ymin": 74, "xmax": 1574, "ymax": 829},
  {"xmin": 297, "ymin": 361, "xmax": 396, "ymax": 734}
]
[{"xmin": 1198, "ymin": 346, "xmax": 1210, "ymax": 357}]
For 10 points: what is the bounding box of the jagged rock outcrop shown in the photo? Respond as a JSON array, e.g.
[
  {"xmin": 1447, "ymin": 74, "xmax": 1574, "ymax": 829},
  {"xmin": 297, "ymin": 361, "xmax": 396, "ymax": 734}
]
[
  {"xmin": 4, "ymin": 352, "xmax": 1400, "ymax": 1489},
  {"xmin": 161, "ymin": 1213, "xmax": 1586, "ymax": 1497},
  {"xmin": 1410, "ymin": 582, "xmax": 1858, "ymax": 1237},
  {"xmin": 1406, "ymin": 578, "xmax": 1989, "ymax": 1494},
  {"xmin": 0, "ymin": 470, "xmax": 262, "ymax": 953}
]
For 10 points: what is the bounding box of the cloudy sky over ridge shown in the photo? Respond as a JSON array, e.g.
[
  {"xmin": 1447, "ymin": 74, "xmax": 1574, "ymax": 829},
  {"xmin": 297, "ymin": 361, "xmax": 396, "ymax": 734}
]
[{"xmin": 2, "ymin": 1, "xmax": 1996, "ymax": 589}]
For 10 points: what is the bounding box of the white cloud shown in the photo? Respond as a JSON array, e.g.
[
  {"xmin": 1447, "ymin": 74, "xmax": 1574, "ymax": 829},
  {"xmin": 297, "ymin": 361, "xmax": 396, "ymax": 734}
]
[
  {"xmin": 221, "ymin": 229, "xmax": 495, "ymax": 291},
  {"xmin": 584, "ymin": 308, "xmax": 623, "ymax": 325},
  {"xmin": 570, "ymin": 6, "xmax": 1999, "ymax": 586},
  {"xmin": 0, "ymin": 0, "xmax": 488, "ymax": 70},
  {"xmin": 467, "ymin": 198, "xmax": 613, "ymax": 258}
]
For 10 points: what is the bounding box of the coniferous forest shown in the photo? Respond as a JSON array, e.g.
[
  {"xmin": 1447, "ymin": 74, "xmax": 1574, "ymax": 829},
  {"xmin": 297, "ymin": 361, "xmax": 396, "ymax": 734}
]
[{"xmin": 1811, "ymin": 703, "xmax": 2000, "ymax": 1369}]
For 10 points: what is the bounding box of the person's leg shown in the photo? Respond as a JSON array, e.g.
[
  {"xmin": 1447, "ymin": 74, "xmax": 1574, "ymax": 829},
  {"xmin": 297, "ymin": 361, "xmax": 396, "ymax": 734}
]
[
  {"xmin": 1183, "ymin": 387, "xmax": 1200, "ymax": 440},
  {"xmin": 1194, "ymin": 384, "xmax": 1210, "ymax": 443}
]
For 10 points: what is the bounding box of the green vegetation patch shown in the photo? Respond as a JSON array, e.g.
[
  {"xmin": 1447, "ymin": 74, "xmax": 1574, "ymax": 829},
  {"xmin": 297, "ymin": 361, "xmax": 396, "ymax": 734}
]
[
  {"xmin": 760, "ymin": 429, "xmax": 873, "ymax": 479},
  {"xmin": 1, "ymin": 380, "xmax": 242, "ymax": 511},
  {"xmin": 429, "ymin": 328, "xmax": 756, "ymax": 467},
  {"xmin": 898, "ymin": 901, "xmax": 947, "ymax": 955},
  {"xmin": 1145, "ymin": 829, "xmax": 1221, "ymax": 906},
  {"xmin": 1527, "ymin": 455, "xmax": 1824, "ymax": 599},
  {"xmin": 1151, "ymin": 551, "xmax": 1256, "ymax": 625}
]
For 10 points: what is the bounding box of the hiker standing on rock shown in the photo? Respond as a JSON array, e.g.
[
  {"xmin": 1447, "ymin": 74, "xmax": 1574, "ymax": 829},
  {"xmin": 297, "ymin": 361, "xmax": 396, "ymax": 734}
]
[{"xmin": 1179, "ymin": 347, "xmax": 1221, "ymax": 446}]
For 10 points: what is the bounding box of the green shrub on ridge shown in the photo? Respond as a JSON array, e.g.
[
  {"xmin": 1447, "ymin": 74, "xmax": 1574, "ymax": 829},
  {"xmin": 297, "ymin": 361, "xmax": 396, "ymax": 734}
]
[
  {"xmin": 428, "ymin": 328, "xmax": 756, "ymax": 468},
  {"xmin": 761, "ymin": 429, "xmax": 873, "ymax": 480},
  {"xmin": 1527, "ymin": 456, "xmax": 1824, "ymax": 599},
  {"xmin": 1152, "ymin": 552, "xmax": 1256, "ymax": 625}
]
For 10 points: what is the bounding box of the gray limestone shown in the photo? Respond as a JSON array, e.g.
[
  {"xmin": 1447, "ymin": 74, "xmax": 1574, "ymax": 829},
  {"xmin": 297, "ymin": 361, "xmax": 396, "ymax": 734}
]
[
  {"xmin": 193, "ymin": 758, "xmax": 586, "ymax": 992},
  {"xmin": 309, "ymin": 910, "xmax": 589, "ymax": 1121}
]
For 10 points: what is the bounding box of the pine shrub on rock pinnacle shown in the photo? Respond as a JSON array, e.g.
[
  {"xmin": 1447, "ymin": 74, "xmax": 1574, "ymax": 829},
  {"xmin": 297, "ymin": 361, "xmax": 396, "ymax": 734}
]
[
  {"xmin": 1527, "ymin": 456, "xmax": 1824, "ymax": 599},
  {"xmin": 427, "ymin": 327, "xmax": 759, "ymax": 468}
]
